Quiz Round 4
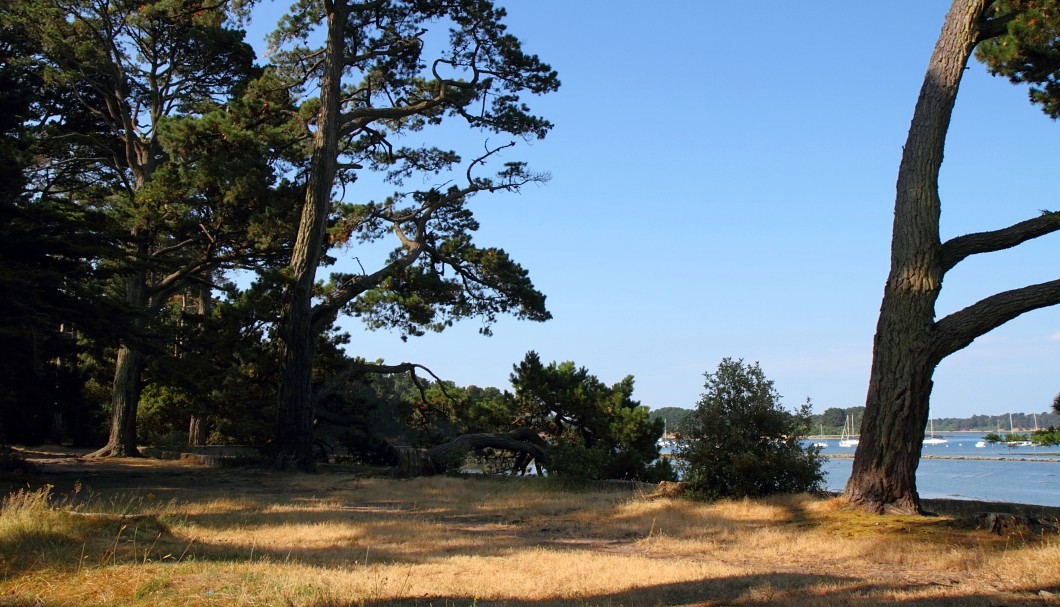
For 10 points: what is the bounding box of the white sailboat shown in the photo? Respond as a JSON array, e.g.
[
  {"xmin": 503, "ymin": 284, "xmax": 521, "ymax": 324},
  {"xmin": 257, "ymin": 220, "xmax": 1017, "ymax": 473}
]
[
  {"xmin": 1008, "ymin": 412, "xmax": 1034, "ymax": 447},
  {"xmin": 923, "ymin": 419, "xmax": 947, "ymax": 445},
  {"xmin": 813, "ymin": 424, "xmax": 828, "ymax": 448},
  {"xmin": 838, "ymin": 414, "xmax": 859, "ymax": 448},
  {"xmin": 978, "ymin": 416, "xmax": 1003, "ymax": 448}
]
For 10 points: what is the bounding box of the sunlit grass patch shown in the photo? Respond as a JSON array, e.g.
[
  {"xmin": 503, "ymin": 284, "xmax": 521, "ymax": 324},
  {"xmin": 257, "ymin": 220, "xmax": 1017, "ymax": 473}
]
[
  {"xmin": 2, "ymin": 465, "xmax": 1058, "ymax": 606},
  {"xmin": 0, "ymin": 485, "xmax": 187, "ymax": 577}
]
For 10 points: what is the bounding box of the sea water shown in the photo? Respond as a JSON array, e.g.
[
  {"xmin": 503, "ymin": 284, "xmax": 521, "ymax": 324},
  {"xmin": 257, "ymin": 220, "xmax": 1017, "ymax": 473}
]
[{"xmin": 817, "ymin": 433, "xmax": 1060, "ymax": 507}]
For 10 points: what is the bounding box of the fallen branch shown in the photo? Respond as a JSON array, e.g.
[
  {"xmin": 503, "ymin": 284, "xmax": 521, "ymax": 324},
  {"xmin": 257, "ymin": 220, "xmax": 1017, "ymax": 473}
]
[{"xmin": 425, "ymin": 432, "xmax": 548, "ymax": 474}]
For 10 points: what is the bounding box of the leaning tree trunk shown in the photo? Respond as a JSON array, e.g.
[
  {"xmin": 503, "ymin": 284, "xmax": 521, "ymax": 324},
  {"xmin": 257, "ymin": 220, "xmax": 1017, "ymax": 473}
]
[
  {"xmin": 845, "ymin": 330, "xmax": 939, "ymax": 513},
  {"xmin": 844, "ymin": 0, "xmax": 987, "ymax": 514},
  {"xmin": 271, "ymin": 0, "xmax": 346, "ymax": 470}
]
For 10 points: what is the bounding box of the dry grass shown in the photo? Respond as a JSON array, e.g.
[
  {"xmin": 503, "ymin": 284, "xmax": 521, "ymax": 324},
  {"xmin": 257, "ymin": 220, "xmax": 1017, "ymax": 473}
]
[{"xmin": 0, "ymin": 457, "xmax": 1058, "ymax": 606}]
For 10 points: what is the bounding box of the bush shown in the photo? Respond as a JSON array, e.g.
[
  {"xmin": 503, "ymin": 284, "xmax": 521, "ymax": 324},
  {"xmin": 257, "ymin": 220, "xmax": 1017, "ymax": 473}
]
[
  {"xmin": 677, "ymin": 358, "xmax": 823, "ymax": 499},
  {"xmin": 542, "ymin": 442, "xmax": 609, "ymax": 480}
]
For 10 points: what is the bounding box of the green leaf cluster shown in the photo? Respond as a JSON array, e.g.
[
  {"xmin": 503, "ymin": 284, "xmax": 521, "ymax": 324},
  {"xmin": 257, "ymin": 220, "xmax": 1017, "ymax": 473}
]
[
  {"xmin": 977, "ymin": 0, "xmax": 1060, "ymax": 117},
  {"xmin": 1032, "ymin": 427, "xmax": 1060, "ymax": 445}
]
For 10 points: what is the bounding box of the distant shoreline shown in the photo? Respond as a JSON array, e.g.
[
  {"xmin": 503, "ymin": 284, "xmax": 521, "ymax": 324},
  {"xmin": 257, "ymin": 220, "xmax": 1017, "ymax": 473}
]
[
  {"xmin": 825, "ymin": 453, "xmax": 1060, "ymax": 461},
  {"xmin": 807, "ymin": 430, "xmax": 1011, "ymax": 439}
]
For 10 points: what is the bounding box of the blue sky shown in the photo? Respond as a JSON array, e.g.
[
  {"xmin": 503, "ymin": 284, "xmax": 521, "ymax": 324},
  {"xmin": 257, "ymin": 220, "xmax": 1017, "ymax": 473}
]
[{"xmin": 246, "ymin": 2, "xmax": 1060, "ymax": 418}]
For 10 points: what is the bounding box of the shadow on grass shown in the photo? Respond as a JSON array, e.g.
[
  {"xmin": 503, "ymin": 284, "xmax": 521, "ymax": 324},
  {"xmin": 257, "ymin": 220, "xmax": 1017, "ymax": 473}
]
[
  {"xmin": 3, "ymin": 453, "xmax": 1057, "ymax": 607},
  {"xmin": 0, "ymin": 462, "xmax": 1014, "ymax": 569},
  {"xmin": 350, "ymin": 574, "xmax": 1055, "ymax": 607}
]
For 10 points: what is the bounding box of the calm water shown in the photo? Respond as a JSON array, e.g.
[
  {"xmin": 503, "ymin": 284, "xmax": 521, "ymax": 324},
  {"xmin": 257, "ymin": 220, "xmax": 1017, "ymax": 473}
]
[{"xmin": 816, "ymin": 433, "xmax": 1060, "ymax": 506}]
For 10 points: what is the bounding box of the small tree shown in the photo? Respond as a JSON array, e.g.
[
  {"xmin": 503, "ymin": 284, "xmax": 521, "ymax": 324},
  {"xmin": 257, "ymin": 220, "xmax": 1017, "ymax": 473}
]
[
  {"xmin": 510, "ymin": 351, "xmax": 672, "ymax": 481},
  {"xmin": 678, "ymin": 359, "xmax": 823, "ymax": 499}
]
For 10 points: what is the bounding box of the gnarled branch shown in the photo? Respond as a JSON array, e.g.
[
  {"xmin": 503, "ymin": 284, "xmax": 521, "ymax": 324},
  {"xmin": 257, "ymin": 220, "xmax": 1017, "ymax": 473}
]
[
  {"xmin": 425, "ymin": 432, "xmax": 547, "ymax": 474},
  {"xmin": 940, "ymin": 212, "xmax": 1060, "ymax": 273},
  {"xmin": 313, "ymin": 358, "xmax": 450, "ymax": 404}
]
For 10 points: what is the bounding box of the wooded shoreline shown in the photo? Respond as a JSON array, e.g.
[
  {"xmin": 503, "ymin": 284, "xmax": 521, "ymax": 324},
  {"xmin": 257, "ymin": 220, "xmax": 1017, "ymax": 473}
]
[{"xmin": 825, "ymin": 453, "xmax": 1060, "ymax": 461}]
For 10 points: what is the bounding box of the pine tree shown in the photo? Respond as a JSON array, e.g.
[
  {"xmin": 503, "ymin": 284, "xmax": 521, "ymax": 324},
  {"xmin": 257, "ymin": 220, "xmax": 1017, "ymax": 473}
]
[
  {"xmin": 13, "ymin": 0, "xmax": 301, "ymax": 456},
  {"xmin": 266, "ymin": 0, "xmax": 560, "ymax": 468},
  {"xmin": 845, "ymin": 0, "xmax": 1060, "ymax": 514}
]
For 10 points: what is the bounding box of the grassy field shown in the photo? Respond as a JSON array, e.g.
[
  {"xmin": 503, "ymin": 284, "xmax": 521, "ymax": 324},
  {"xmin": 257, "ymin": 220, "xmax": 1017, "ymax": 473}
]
[{"xmin": 1, "ymin": 450, "xmax": 1058, "ymax": 607}]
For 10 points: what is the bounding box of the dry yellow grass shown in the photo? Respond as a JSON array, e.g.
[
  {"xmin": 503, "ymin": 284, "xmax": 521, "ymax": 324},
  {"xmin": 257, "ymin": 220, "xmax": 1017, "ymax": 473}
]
[{"xmin": 1, "ymin": 457, "xmax": 1058, "ymax": 606}]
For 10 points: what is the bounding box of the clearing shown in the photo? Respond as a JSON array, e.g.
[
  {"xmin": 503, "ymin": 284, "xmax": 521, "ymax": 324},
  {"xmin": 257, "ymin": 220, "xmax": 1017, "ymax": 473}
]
[{"xmin": 1, "ymin": 447, "xmax": 1058, "ymax": 606}]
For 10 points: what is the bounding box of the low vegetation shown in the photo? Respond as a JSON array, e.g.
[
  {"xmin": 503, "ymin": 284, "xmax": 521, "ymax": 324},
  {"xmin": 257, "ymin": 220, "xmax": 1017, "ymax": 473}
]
[{"xmin": 0, "ymin": 456, "xmax": 1057, "ymax": 606}]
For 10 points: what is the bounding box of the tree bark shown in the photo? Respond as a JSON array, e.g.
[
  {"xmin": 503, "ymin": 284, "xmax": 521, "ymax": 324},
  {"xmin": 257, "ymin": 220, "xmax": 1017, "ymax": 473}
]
[
  {"xmin": 844, "ymin": 0, "xmax": 988, "ymax": 514},
  {"xmin": 187, "ymin": 415, "xmax": 207, "ymax": 447},
  {"xmin": 87, "ymin": 267, "xmax": 149, "ymax": 458},
  {"xmin": 88, "ymin": 343, "xmax": 146, "ymax": 458},
  {"xmin": 271, "ymin": 0, "xmax": 346, "ymax": 470},
  {"xmin": 187, "ymin": 282, "xmax": 211, "ymax": 447}
]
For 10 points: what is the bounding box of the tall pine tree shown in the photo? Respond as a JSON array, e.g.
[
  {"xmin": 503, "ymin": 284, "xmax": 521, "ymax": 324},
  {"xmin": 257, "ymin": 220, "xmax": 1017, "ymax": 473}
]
[{"xmin": 267, "ymin": 0, "xmax": 560, "ymax": 468}]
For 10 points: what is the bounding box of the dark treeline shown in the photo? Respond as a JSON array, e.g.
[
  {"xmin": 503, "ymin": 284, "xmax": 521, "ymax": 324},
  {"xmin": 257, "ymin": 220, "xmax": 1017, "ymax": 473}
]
[
  {"xmin": 0, "ymin": 0, "xmax": 673, "ymax": 480},
  {"xmin": 932, "ymin": 412, "xmax": 1060, "ymax": 432}
]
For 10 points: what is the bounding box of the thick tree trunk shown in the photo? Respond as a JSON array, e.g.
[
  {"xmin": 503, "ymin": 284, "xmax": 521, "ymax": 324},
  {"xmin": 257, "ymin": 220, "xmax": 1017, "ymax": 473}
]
[
  {"xmin": 274, "ymin": 308, "xmax": 319, "ymax": 469},
  {"xmin": 88, "ymin": 343, "xmax": 146, "ymax": 458},
  {"xmin": 844, "ymin": 342, "xmax": 937, "ymax": 514},
  {"xmin": 844, "ymin": 0, "xmax": 987, "ymax": 514},
  {"xmin": 187, "ymin": 283, "xmax": 211, "ymax": 447},
  {"xmin": 271, "ymin": 1, "xmax": 346, "ymax": 470},
  {"xmin": 87, "ymin": 267, "xmax": 149, "ymax": 458}
]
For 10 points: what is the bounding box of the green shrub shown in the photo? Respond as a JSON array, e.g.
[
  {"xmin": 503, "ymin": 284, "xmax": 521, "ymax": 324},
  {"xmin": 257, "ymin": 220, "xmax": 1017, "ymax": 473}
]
[
  {"xmin": 510, "ymin": 352, "xmax": 674, "ymax": 482},
  {"xmin": 677, "ymin": 358, "xmax": 823, "ymax": 499}
]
